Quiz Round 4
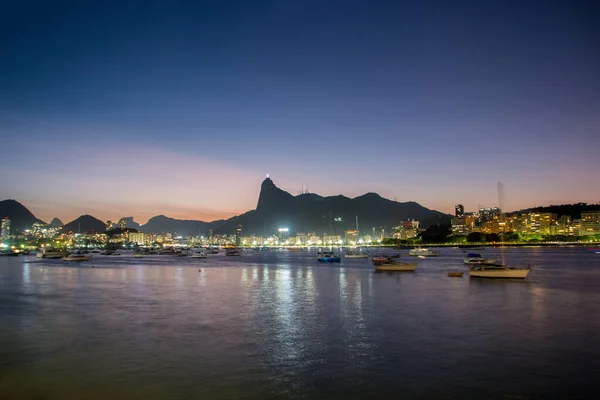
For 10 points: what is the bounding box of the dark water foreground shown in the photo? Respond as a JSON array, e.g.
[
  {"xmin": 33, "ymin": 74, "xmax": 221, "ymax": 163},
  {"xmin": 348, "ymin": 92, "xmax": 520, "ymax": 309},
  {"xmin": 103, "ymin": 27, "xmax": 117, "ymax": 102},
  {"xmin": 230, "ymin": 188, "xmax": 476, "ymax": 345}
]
[{"xmin": 1, "ymin": 247, "xmax": 599, "ymax": 399}]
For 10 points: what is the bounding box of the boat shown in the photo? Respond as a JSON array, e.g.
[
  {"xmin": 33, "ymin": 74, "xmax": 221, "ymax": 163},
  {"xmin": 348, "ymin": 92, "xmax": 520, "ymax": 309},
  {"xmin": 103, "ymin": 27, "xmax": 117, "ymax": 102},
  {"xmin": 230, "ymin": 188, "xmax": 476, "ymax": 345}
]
[
  {"xmin": 463, "ymin": 253, "xmax": 496, "ymax": 265},
  {"xmin": 100, "ymin": 250, "xmax": 121, "ymax": 256},
  {"xmin": 468, "ymin": 182, "xmax": 530, "ymax": 280},
  {"xmin": 62, "ymin": 251, "xmax": 92, "ymax": 261},
  {"xmin": 468, "ymin": 263, "xmax": 530, "ymax": 279},
  {"xmin": 409, "ymin": 248, "xmax": 439, "ymax": 257},
  {"xmin": 191, "ymin": 251, "xmax": 207, "ymax": 259},
  {"xmin": 371, "ymin": 256, "xmax": 390, "ymax": 265},
  {"xmin": 448, "ymin": 271, "xmax": 464, "ymax": 277},
  {"xmin": 345, "ymin": 250, "xmax": 369, "ymax": 259},
  {"xmin": 225, "ymin": 248, "xmax": 242, "ymax": 256},
  {"xmin": 0, "ymin": 250, "xmax": 20, "ymax": 257},
  {"xmin": 317, "ymin": 253, "xmax": 341, "ymax": 263},
  {"xmin": 287, "ymin": 247, "xmax": 303, "ymax": 252},
  {"xmin": 36, "ymin": 248, "xmax": 70, "ymax": 259},
  {"xmin": 374, "ymin": 259, "xmax": 417, "ymax": 271},
  {"xmin": 206, "ymin": 247, "xmax": 220, "ymax": 254}
]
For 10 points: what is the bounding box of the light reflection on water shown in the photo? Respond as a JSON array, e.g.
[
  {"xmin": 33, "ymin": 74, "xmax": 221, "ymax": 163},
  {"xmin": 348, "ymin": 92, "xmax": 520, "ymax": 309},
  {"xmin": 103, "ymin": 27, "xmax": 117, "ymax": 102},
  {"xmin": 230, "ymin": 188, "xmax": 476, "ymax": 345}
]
[{"xmin": 1, "ymin": 247, "xmax": 600, "ymax": 399}]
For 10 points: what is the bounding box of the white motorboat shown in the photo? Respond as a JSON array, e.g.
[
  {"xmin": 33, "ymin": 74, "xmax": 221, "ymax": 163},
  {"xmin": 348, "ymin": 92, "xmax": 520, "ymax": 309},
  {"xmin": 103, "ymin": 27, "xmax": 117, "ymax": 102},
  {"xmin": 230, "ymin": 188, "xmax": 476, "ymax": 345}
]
[
  {"xmin": 468, "ymin": 263, "xmax": 530, "ymax": 279},
  {"xmin": 374, "ymin": 260, "xmax": 417, "ymax": 271},
  {"xmin": 191, "ymin": 251, "xmax": 207, "ymax": 259},
  {"xmin": 345, "ymin": 251, "xmax": 369, "ymax": 259},
  {"xmin": 62, "ymin": 252, "xmax": 92, "ymax": 262},
  {"xmin": 37, "ymin": 248, "xmax": 70, "ymax": 259},
  {"xmin": 463, "ymin": 253, "xmax": 496, "ymax": 265},
  {"xmin": 409, "ymin": 248, "xmax": 439, "ymax": 257}
]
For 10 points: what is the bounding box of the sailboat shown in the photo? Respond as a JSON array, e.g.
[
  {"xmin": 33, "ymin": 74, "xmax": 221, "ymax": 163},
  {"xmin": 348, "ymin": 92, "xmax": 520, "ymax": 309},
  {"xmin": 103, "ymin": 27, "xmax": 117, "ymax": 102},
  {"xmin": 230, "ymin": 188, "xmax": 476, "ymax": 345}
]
[{"xmin": 468, "ymin": 183, "xmax": 530, "ymax": 279}]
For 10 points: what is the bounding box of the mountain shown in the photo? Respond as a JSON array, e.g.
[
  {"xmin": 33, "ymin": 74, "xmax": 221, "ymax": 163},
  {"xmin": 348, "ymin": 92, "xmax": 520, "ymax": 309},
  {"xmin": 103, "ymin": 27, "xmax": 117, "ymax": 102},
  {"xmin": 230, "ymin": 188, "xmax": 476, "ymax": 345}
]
[
  {"xmin": 0, "ymin": 199, "xmax": 44, "ymax": 234},
  {"xmin": 209, "ymin": 178, "xmax": 449, "ymax": 236},
  {"xmin": 141, "ymin": 215, "xmax": 211, "ymax": 236},
  {"xmin": 50, "ymin": 218, "xmax": 63, "ymax": 227},
  {"xmin": 119, "ymin": 217, "xmax": 142, "ymax": 229},
  {"xmin": 62, "ymin": 215, "xmax": 106, "ymax": 234},
  {"xmin": 508, "ymin": 203, "xmax": 600, "ymax": 220}
]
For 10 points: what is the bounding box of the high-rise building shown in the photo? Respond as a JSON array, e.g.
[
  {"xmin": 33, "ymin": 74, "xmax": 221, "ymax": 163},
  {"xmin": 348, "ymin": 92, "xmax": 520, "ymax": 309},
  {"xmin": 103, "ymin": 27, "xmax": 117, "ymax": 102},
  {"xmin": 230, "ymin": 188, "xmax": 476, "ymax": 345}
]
[
  {"xmin": 478, "ymin": 207, "xmax": 501, "ymax": 223},
  {"xmin": 1, "ymin": 217, "xmax": 10, "ymax": 239},
  {"xmin": 345, "ymin": 230, "xmax": 359, "ymax": 244},
  {"xmin": 581, "ymin": 211, "xmax": 600, "ymax": 236},
  {"xmin": 455, "ymin": 204, "xmax": 465, "ymax": 218},
  {"xmin": 118, "ymin": 218, "xmax": 126, "ymax": 229},
  {"xmin": 235, "ymin": 224, "xmax": 242, "ymax": 246},
  {"xmin": 106, "ymin": 220, "xmax": 113, "ymax": 231}
]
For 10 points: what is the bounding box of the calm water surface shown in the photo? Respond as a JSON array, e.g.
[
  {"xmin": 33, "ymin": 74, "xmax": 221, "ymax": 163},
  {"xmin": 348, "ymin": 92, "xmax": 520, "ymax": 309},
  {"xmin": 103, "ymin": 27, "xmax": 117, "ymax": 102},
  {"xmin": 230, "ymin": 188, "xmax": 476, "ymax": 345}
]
[{"xmin": 1, "ymin": 247, "xmax": 600, "ymax": 399}]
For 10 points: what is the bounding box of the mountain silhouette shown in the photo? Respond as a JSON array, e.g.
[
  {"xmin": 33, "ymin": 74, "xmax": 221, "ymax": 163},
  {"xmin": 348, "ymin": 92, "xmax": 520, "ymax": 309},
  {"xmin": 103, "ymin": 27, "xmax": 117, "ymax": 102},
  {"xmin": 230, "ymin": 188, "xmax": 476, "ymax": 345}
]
[
  {"xmin": 50, "ymin": 217, "xmax": 64, "ymax": 227},
  {"xmin": 209, "ymin": 178, "xmax": 449, "ymax": 236},
  {"xmin": 0, "ymin": 199, "xmax": 44, "ymax": 234},
  {"xmin": 62, "ymin": 215, "xmax": 106, "ymax": 234},
  {"xmin": 141, "ymin": 215, "xmax": 218, "ymax": 236}
]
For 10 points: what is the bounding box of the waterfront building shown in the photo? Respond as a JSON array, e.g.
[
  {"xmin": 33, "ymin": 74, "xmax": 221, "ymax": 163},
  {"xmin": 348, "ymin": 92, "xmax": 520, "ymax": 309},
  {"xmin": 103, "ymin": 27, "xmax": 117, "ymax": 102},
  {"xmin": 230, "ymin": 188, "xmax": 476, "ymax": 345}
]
[
  {"xmin": 345, "ymin": 230, "xmax": 359, "ymax": 245},
  {"xmin": 129, "ymin": 232, "xmax": 149, "ymax": 245},
  {"xmin": 323, "ymin": 235, "xmax": 342, "ymax": 245},
  {"xmin": 1, "ymin": 217, "xmax": 10, "ymax": 239},
  {"xmin": 514, "ymin": 212, "xmax": 558, "ymax": 235},
  {"xmin": 235, "ymin": 224, "xmax": 242, "ymax": 246},
  {"xmin": 478, "ymin": 207, "xmax": 501, "ymax": 223},
  {"xmin": 556, "ymin": 215, "xmax": 573, "ymax": 235},
  {"xmin": 581, "ymin": 211, "xmax": 600, "ymax": 236},
  {"xmin": 572, "ymin": 219, "xmax": 582, "ymax": 236},
  {"xmin": 455, "ymin": 204, "xmax": 465, "ymax": 218},
  {"xmin": 451, "ymin": 217, "xmax": 467, "ymax": 235},
  {"xmin": 29, "ymin": 222, "xmax": 59, "ymax": 239},
  {"xmin": 393, "ymin": 220, "xmax": 418, "ymax": 240}
]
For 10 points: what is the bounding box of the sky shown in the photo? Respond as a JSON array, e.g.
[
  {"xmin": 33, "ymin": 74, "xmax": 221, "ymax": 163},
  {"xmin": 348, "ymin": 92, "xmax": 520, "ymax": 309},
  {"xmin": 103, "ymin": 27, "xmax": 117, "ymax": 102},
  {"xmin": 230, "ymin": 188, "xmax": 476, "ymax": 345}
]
[{"xmin": 1, "ymin": 0, "xmax": 599, "ymax": 224}]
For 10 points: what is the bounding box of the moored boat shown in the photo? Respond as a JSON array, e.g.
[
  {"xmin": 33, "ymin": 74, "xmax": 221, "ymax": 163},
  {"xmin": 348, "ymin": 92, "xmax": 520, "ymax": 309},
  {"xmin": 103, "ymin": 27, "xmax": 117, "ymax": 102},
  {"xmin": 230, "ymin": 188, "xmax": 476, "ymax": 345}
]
[
  {"xmin": 191, "ymin": 251, "xmax": 207, "ymax": 259},
  {"xmin": 374, "ymin": 260, "xmax": 417, "ymax": 271},
  {"xmin": 468, "ymin": 263, "xmax": 530, "ymax": 279},
  {"xmin": 62, "ymin": 251, "xmax": 92, "ymax": 262},
  {"xmin": 409, "ymin": 248, "xmax": 439, "ymax": 257},
  {"xmin": 317, "ymin": 253, "xmax": 341, "ymax": 263},
  {"xmin": 463, "ymin": 253, "xmax": 496, "ymax": 265},
  {"xmin": 36, "ymin": 248, "xmax": 70, "ymax": 259},
  {"xmin": 225, "ymin": 248, "xmax": 242, "ymax": 256},
  {"xmin": 345, "ymin": 251, "xmax": 369, "ymax": 259}
]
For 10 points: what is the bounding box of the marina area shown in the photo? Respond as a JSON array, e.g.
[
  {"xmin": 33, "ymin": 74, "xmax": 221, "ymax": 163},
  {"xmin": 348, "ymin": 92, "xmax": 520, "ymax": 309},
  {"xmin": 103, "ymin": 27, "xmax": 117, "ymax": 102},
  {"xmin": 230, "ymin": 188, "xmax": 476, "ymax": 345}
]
[{"xmin": 1, "ymin": 246, "xmax": 599, "ymax": 399}]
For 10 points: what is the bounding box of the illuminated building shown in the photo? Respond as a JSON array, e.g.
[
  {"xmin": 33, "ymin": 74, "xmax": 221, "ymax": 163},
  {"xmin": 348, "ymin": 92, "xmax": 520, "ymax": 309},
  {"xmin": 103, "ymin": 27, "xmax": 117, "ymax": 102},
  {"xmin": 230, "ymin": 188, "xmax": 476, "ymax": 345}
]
[
  {"xmin": 455, "ymin": 204, "xmax": 465, "ymax": 218},
  {"xmin": 345, "ymin": 230, "xmax": 359, "ymax": 244},
  {"xmin": 581, "ymin": 211, "xmax": 600, "ymax": 236},
  {"xmin": 512, "ymin": 212, "xmax": 558, "ymax": 235},
  {"xmin": 478, "ymin": 207, "xmax": 501, "ymax": 223},
  {"xmin": 30, "ymin": 222, "xmax": 59, "ymax": 239},
  {"xmin": 235, "ymin": 224, "xmax": 242, "ymax": 246},
  {"xmin": 118, "ymin": 218, "xmax": 126, "ymax": 229},
  {"xmin": 451, "ymin": 217, "xmax": 467, "ymax": 235},
  {"xmin": 323, "ymin": 235, "xmax": 342, "ymax": 245},
  {"xmin": 106, "ymin": 220, "xmax": 113, "ymax": 231},
  {"xmin": 278, "ymin": 228, "xmax": 289, "ymax": 241},
  {"xmin": 1, "ymin": 217, "xmax": 10, "ymax": 239}
]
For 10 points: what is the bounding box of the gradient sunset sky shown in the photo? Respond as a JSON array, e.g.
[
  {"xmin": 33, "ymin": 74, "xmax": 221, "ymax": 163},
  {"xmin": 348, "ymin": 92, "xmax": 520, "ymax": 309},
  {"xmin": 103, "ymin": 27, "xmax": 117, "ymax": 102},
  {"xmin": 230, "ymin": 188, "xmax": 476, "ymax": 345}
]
[{"xmin": 1, "ymin": 1, "xmax": 599, "ymax": 224}]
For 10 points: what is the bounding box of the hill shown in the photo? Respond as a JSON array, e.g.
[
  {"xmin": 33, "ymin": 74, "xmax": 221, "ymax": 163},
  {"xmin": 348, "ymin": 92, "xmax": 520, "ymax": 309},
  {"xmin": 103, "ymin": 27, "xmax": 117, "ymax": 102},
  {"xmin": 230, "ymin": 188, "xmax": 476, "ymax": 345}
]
[
  {"xmin": 0, "ymin": 199, "xmax": 44, "ymax": 234},
  {"xmin": 509, "ymin": 203, "xmax": 600, "ymax": 219},
  {"xmin": 209, "ymin": 178, "xmax": 449, "ymax": 236},
  {"xmin": 141, "ymin": 215, "xmax": 211, "ymax": 236},
  {"xmin": 62, "ymin": 215, "xmax": 106, "ymax": 234},
  {"xmin": 50, "ymin": 217, "xmax": 64, "ymax": 227}
]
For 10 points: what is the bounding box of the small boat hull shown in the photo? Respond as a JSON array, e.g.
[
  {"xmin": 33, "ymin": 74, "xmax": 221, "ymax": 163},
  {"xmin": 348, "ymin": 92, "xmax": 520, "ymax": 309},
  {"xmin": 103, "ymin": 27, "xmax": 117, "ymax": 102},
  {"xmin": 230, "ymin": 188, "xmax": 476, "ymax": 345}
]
[
  {"xmin": 469, "ymin": 268, "xmax": 529, "ymax": 279},
  {"xmin": 375, "ymin": 262, "xmax": 416, "ymax": 271},
  {"xmin": 317, "ymin": 257, "xmax": 341, "ymax": 263},
  {"xmin": 448, "ymin": 272, "xmax": 464, "ymax": 277},
  {"xmin": 345, "ymin": 254, "xmax": 369, "ymax": 259},
  {"xmin": 62, "ymin": 256, "xmax": 92, "ymax": 262}
]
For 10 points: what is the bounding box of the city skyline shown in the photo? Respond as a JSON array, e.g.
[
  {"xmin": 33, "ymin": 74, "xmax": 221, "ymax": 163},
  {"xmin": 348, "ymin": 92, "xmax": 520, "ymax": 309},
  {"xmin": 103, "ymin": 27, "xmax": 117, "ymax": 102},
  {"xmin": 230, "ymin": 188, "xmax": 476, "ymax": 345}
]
[{"xmin": 2, "ymin": 1, "xmax": 599, "ymax": 223}]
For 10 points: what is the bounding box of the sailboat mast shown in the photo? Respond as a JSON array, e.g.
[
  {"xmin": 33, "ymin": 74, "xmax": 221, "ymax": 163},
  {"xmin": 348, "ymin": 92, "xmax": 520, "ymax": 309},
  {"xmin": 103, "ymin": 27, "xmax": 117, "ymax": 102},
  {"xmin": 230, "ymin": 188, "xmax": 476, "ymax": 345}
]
[
  {"xmin": 355, "ymin": 215, "xmax": 359, "ymax": 232},
  {"xmin": 498, "ymin": 182, "xmax": 505, "ymax": 266}
]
